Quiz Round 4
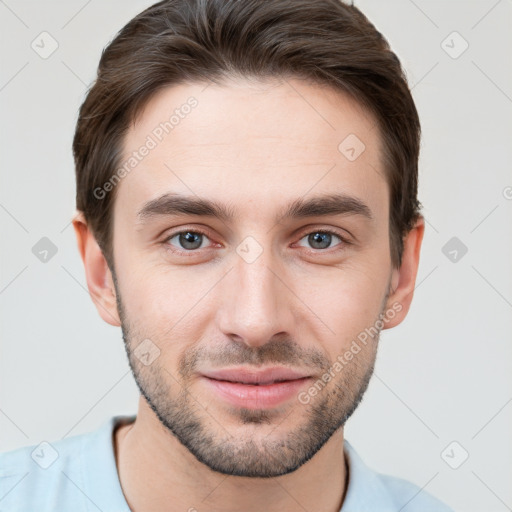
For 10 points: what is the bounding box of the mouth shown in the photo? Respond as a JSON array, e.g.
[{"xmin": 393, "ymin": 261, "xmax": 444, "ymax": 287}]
[
  {"xmin": 199, "ymin": 367, "xmax": 313, "ymax": 409},
  {"xmin": 206, "ymin": 377, "xmax": 308, "ymax": 386},
  {"xmin": 201, "ymin": 366, "xmax": 312, "ymax": 384}
]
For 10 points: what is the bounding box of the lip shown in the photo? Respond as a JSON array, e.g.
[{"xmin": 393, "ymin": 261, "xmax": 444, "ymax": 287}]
[
  {"xmin": 200, "ymin": 367, "xmax": 313, "ymax": 409},
  {"xmin": 201, "ymin": 366, "xmax": 312, "ymax": 385}
]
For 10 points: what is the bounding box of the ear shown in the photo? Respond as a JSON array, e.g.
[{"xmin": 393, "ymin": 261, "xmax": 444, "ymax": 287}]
[
  {"xmin": 72, "ymin": 211, "xmax": 121, "ymax": 327},
  {"xmin": 382, "ymin": 216, "xmax": 425, "ymax": 329}
]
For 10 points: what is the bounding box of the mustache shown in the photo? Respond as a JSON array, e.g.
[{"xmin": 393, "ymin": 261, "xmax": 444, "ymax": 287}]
[{"xmin": 178, "ymin": 334, "xmax": 331, "ymax": 379}]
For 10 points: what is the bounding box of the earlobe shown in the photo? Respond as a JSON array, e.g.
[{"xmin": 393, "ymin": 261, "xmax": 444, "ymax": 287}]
[
  {"xmin": 72, "ymin": 211, "xmax": 121, "ymax": 327},
  {"xmin": 383, "ymin": 216, "xmax": 425, "ymax": 329}
]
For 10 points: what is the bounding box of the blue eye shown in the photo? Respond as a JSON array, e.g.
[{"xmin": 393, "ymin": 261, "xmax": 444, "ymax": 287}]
[
  {"xmin": 296, "ymin": 230, "xmax": 344, "ymax": 250},
  {"xmin": 163, "ymin": 227, "xmax": 349, "ymax": 256},
  {"xmin": 166, "ymin": 230, "xmax": 210, "ymax": 251}
]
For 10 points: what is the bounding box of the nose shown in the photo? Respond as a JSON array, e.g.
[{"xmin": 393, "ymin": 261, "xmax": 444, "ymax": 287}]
[{"xmin": 215, "ymin": 241, "xmax": 295, "ymax": 348}]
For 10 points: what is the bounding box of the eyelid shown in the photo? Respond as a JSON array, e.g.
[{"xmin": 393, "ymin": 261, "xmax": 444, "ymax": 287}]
[
  {"xmin": 161, "ymin": 224, "xmax": 353, "ymax": 255},
  {"xmin": 294, "ymin": 228, "xmax": 352, "ymax": 252},
  {"xmin": 162, "ymin": 226, "xmax": 216, "ymax": 249},
  {"xmin": 294, "ymin": 225, "xmax": 353, "ymax": 244}
]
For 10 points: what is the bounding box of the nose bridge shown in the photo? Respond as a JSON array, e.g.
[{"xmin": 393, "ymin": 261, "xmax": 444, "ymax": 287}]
[{"xmin": 217, "ymin": 236, "xmax": 291, "ymax": 346}]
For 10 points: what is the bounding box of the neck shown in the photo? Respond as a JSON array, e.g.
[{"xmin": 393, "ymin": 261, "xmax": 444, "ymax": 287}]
[{"xmin": 114, "ymin": 398, "xmax": 348, "ymax": 512}]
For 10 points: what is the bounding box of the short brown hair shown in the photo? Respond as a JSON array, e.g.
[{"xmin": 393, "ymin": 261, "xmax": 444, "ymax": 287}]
[{"xmin": 73, "ymin": 0, "xmax": 421, "ymax": 269}]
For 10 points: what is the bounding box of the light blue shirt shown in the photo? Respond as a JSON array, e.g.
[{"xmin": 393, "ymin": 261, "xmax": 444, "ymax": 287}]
[{"xmin": 0, "ymin": 414, "xmax": 453, "ymax": 511}]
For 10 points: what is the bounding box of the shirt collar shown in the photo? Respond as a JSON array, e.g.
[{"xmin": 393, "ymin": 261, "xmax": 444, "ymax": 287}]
[
  {"xmin": 82, "ymin": 414, "xmax": 135, "ymax": 511},
  {"xmin": 82, "ymin": 415, "xmax": 397, "ymax": 512},
  {"xmin": 341, "ymin": 440, "xmax": 398, "ymax": 511}
]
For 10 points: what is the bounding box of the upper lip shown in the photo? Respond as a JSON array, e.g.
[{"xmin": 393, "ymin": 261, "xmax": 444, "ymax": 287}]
[{"xmin": 201, "ymin": 367, "xmax": 312, "ymax": 385}]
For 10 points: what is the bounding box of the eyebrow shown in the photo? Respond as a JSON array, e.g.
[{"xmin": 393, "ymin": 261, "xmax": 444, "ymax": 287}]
[{"xmin": 136, "ymin": 192, "xmax": 373, "ymax": 225}]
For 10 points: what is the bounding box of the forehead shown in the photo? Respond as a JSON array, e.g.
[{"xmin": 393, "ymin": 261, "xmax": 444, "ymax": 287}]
[{"xmin": 116, "ymin": 77, "xmax": 387, "ymax": 223}]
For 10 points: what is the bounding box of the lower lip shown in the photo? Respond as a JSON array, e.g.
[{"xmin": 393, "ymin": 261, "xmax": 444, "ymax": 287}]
[{"xmin": 201, "ymin": 376, "xmax": 312, "ymax": 409}]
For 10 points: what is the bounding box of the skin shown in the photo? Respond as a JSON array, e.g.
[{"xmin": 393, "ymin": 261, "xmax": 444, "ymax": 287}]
[{"xmin": 73, "ymin": 77, "xmax": 424, "ymax": 512}]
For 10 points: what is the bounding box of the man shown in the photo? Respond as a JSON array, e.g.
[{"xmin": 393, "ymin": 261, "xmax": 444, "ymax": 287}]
[{"xmin": 0, "ymin": 0, "xmax": 453, "ymax": 510}]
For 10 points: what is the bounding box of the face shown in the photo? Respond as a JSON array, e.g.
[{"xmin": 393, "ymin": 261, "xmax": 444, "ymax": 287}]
[{"xmin": 105, "ymin": 77, "xmax": 402, "ymax": 477}]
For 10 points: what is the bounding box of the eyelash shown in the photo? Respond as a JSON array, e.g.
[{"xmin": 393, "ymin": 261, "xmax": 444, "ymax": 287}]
[{"xmin": 162, "ymin": 227, "xmax": 351, "ymax": 256}]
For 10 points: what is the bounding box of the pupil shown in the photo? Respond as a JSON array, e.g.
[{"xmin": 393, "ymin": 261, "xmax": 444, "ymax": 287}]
[
  {"xmin": 309, "ymin": 232, "xmax": 331, "ymax": 249},
  {"xmin": 180, "ymin": 232, "xmax": 201, "ymax": 249}
]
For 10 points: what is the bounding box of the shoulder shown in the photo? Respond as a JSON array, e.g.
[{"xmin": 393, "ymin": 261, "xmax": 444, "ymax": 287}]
[
  {"xmin": 0, "ymin": 415, "xmax": 132, "ymax": 512},
  {"xmin": 375, "ymin": 472, "xmax": 453, "ymax": 512},
  {"xmin": 342, "ymin": 441, "xmax": 454, "ymax": 512},
  {"xmin": 0, "ymin": 432, "xmax": 86, "ymax": 511}
]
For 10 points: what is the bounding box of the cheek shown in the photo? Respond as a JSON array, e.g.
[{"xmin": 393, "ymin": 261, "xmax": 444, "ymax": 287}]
[
  {"xmin": 114, "ymin": 224, "xmax": 391, "ymax": 354},
  {"xmin": 117, "ymin": 271, "xmax": 210, "ymax": 378},
  {"xmin": 117, "ymin": 260, "xmax": 217, "ymax": 337},
  {"xmin": 297, "ymin": 263, "xmax": 389, "ymax": 351}
]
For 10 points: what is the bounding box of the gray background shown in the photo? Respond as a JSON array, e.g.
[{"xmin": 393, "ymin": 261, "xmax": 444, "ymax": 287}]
[{"xmin": 1, "ymin": 1, "xmax": 511, "ymax": 510}]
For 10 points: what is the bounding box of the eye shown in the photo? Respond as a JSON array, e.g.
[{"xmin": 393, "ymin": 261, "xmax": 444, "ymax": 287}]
[
  {"xmin": 296, "ymin": 229, "xmax": 347, "ymax": 250},
  {"xmin": 162, "ymin": 227, "xmax": 350, "ymax": 256},
  {"xmin": 164, "ymin": 230, "xmax": 211, "ymax": 251}
]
